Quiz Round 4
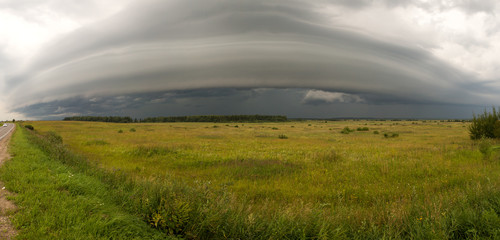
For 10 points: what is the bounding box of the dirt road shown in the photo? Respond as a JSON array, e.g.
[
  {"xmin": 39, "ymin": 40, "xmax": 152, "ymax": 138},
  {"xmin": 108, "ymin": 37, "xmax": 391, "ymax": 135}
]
[{"xmin": 0, "ymin": 123, "xmax": 17, "ymax": 239}]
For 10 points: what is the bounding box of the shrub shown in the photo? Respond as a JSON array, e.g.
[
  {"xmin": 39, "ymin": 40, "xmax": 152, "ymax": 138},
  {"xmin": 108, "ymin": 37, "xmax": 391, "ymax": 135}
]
[
  {"xmin": 272, "ymin": 127, "xmax": 278, "ymax": 130},
  {"xmin": 25, "ymin": 125, "xmax": 34, "ymax": 130},
  {"xmin": 357, "ymin": 127, "xmax": 369, "ymax": 131},
  {"xmin": 341, "ymin": 127, "xmax": 354, "ymax": 134},
  {"xmin": 278, "ymin": 134, "xmax": 288, "ymax": 139},
  {"xmin": 384, "ymin": 132, "xmax": 399, "ymax": 138},
  {"xmin": 130, "ymin": 128, "xmax": 136, "ymax": 132},
  {"xmin": 373, "ymin": 131, "xmax": 379, "ymax": 134},
  {"xmin": 469, "ymin": 107, "xmax": 500, "ymax": 139},
  {"xmin": 495, "ymin": 121, "xmax": 500, "ymax": 138},
  {"xmin": 118, "ymin": 129, "xmax": 123, "ymax": 133}
]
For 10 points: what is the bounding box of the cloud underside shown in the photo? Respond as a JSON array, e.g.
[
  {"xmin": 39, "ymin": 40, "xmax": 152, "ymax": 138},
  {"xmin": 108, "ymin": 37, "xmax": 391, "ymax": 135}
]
[
  {"xmin": 13, "ymin": 88, "xmax": 486, "ymax": 120},
  {"xmin": 6, "ymin": 0, "xmax": 500, "ymax": 118}
]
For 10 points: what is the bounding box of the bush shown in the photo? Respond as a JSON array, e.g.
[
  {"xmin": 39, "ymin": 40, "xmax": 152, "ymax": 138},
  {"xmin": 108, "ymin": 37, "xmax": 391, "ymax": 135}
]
[
  {"xmin": 341, "ymin": 127, "xmax": 354, "ymax": 134},
  {"xmin": 469, "ymin": 107, "xmax": 500, "ymax": 140},
  {"xmin": 384, "ymin": 132, "xmax": 399, "ymax": 138},
  {"xmin": 118, "ymin": 129, "xmax": 123, "ymax": 133},
  {"xmin": 278, "ymin": 134, "xmax": 288, "ymax": 139},
  {"xmin": 357, "ymin": 127, "xmax": 369, "ymax": 131},
  {"xmin": 130, "ymin": 128, "xmax": 136, "ymax": 132},
  {"xmin": 25, "ymin": 125, "xmax": 34, "ymax": 130},
  {"xmin": 373, "ymin": 131, "xmax": 379, "ymax": 134},
  {"xmin": 495, "ymin": 121, "xmax": 500, "ymax": 138}
]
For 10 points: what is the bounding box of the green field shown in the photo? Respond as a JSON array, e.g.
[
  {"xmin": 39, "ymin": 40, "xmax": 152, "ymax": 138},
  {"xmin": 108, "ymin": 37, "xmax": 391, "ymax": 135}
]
[{"xmin": 9, "ymin": 120, "xmax": 500, "ymax": 238}]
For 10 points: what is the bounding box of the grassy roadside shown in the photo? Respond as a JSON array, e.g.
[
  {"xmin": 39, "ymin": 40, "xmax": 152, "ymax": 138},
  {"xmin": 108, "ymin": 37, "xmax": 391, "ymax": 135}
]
[{"xmin": 0, "ymin": 125, "xmax": 169, "ymax": 239}]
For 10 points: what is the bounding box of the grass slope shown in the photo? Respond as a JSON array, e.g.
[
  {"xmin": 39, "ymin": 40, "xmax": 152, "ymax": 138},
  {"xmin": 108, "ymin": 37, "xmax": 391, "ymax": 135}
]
[{"xmin": 0, "ymin": 125, "xmax": 168, "ymax": 239}]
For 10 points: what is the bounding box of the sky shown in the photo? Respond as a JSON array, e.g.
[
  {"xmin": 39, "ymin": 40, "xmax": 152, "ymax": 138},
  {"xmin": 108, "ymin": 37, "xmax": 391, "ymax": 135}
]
[{"xmin": 1, "ymin": 0, "xmax": 500, "ymax": 120}]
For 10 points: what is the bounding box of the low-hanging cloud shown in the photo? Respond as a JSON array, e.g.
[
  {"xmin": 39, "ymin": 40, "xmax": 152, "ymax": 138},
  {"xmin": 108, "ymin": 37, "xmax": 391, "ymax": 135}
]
[
  {"xmin": 5, "ymin": 0, "xmax": 500, "ymax": 118},
  {"xmin": 303, "ymin": 90, "xmax": 364, "ymax": 105}
]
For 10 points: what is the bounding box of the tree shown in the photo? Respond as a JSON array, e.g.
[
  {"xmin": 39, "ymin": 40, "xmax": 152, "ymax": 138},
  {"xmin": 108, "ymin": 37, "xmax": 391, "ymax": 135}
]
[{"xmin": 469, "ymin": 107, "xmax": 500, "ymax": 139}]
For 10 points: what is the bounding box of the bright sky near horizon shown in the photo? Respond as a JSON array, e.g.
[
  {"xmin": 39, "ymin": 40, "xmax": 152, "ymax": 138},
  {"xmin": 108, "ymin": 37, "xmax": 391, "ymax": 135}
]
[{"xmin": 1, "ymin": 0, "xmax": 499, "ymax": 119}]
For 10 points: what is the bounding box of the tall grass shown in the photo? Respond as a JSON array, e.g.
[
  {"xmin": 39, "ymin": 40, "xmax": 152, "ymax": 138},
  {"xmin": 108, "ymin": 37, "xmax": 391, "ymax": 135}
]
[
  {"xmin": 14, "ymin": 120, "xmax": 500, "ymax": 239},
  {"xmin": 15, "ymin": 124, "xmax": 362, "ymax": 239},
  {"xmin": 0, "ymin": 125, "xmax": 168, "ymax": 239}
]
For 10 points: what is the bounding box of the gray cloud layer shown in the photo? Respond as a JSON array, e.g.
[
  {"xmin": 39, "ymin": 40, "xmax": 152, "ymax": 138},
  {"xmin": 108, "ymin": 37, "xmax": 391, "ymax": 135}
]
[
  {"xmin": 331, "ymin": 0, "xmax": 498, "ymax": 14},
  {"xmin": 6, "ymin": 0, "xmax": 500, "ymax": 118},
  {"xmin": 16, "ymin": 88, "xmax": 484, "ymax": 120}
]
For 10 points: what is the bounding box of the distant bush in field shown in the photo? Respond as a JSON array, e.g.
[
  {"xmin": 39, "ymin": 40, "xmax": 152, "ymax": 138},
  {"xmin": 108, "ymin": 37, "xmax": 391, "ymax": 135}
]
[
  {"xmin": 118, "ymin": 129, "xmax": 123, "ymax": 133},
  {"xmin": 469, "ymin": 107, "xmax": 500, "ymax": 139},
  {"xmin": 341, "ymin": 127, "xmax": 354, "ymax": 134},
  {"xmin": 24, "ymin": 125, "xmax": 34, "ymax": 130},
  {"xmin": 130, "ymin": 128, "xmax": 136, "ymax": 132},
  {"xmin": 384, "ymin": 132, "xmax": 399, "ymax": 138},
  {"xmin": 373, "ymin": 131, "xmax": 379, "ymax": 134},
  {"xmin": 272, "ymin": 127, "xmax": 278, "ymax": 130},
  {"xmin": 357, "ymin": 127, "xmax": 369, "ymax": 131},
  {"xmin": 278, "ymin": 134, "xmax": 288, "ymax": 139}
]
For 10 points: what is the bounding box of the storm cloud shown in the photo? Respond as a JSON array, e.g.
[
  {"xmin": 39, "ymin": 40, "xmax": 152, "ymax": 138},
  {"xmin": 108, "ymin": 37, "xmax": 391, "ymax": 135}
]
[{"xmin": 3, "ymin": 0, "xmax": 500, "ymax": 119}]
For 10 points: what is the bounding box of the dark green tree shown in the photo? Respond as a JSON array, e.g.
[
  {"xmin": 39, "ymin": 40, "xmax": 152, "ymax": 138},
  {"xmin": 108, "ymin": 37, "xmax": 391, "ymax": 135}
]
[{"xmin": 469, "ymin": 107, "xmax": 500, "ymax": 139}]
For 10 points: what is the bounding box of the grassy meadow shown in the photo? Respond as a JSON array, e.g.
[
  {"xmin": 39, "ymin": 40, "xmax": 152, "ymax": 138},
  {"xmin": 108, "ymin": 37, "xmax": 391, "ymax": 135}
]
[{"xmin": 10, "ymin": 120, "xmax": 500, "ymax": 238}]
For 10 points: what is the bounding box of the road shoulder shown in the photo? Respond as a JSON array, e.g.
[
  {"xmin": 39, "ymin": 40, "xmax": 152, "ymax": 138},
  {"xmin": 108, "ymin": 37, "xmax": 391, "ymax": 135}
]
[{"xmin": 0, "ymin": 127, "xmax": 17, "ymax": 239}]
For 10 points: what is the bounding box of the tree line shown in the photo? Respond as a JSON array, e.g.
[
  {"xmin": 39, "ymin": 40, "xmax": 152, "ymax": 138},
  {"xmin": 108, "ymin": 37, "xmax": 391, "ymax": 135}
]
[
  {"xmin": 63, "ymin": 115, "xmax": 287, "ymax": 123},
  {"xmin": 63, "ymin": 116, "xmax": 133, "ymax": 123}
]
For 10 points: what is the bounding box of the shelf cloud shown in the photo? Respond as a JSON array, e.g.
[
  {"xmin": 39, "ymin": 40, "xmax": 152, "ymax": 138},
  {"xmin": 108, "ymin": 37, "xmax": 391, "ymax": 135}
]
[{"xmin": 2, "ymin": 0, "xmax": 499, "ymax": 119}]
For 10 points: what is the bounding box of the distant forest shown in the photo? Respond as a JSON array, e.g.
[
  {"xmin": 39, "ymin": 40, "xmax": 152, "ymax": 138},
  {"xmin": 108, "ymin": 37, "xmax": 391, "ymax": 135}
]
[{"xmin": 63, "ymin": 115, "xmax": 288, "ymax": 123}]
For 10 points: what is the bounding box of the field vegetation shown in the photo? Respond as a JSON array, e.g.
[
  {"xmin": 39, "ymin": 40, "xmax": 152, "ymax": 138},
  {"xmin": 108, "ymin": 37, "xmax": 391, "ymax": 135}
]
[
  {"xmin": 469, "ymin": 107, "xmax": 500, "ymax": 139},
  {"xmin": 0, "ymin": 125, "xmax": 168, "ymax": 239},
  {"xmin": 5, "ymin": 119, "xmax": 500, "ymax": 239}
]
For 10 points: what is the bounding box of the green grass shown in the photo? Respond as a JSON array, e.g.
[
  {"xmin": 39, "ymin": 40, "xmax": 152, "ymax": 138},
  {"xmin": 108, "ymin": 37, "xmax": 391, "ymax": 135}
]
[
  {"xmin": 9, "ymin": 120, "xmax": 500, "ymax": 239},
  {"xmin": 0, "ymin": 125, "xmax": 169, "ymax": 239}
]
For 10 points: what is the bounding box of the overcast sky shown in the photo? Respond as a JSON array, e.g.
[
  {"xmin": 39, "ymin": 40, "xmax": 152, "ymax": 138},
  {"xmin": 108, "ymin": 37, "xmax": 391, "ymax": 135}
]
[{"xmin": 1, "ymin": 0, "xmax": 499, "ymax": 120}]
